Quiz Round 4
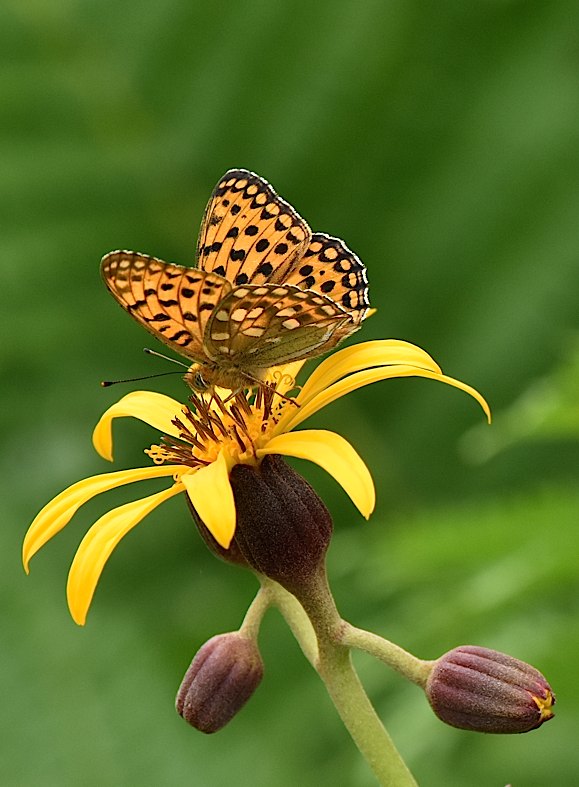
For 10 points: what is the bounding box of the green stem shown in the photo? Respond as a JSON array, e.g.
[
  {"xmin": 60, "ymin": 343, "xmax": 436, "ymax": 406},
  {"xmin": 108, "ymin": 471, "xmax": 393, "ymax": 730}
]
[
  {"xmin": 341, "ymin": 625, "xmax": 434, "ymax": 688},
  {"xmin": 239, "ymin": 585, "xmax": 272, "ymax": 641},
  {"xmin": 261, "ymin": 578, "xmax": 318, "ymax": 666},
  {"xmin": 265, "ymin": 574, "xmax": 417, "ymax": 787}
]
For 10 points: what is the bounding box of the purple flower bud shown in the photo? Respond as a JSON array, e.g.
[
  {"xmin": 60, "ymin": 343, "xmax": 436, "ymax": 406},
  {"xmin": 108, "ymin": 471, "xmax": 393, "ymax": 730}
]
[
  {"xmin": 229, "ymin": 454, "xmax": 333, "ymax": 593},
  {"xmin": 426, "ymin": 646, "xmax": 555, "ymax": 734},
  {"xmin": 176, "ymin": 633, "xmax": 264, "ymax": 733},
  {"xmin": 190, "ymin": 454, "xmax": 333, "ymax": 593}
]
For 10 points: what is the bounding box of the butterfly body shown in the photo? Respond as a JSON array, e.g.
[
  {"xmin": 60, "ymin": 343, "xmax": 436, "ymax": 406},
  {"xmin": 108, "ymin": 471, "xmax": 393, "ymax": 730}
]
[{"xmin": 101, "ymin": 170, "xmax": 370, "ymax": 393}]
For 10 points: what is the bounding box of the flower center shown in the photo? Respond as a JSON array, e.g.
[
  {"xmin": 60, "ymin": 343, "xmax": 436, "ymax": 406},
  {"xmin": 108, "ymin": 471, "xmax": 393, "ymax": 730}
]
[{"xmin": 145, "ymin": 375, "xmax": 298, "ymax": 469}]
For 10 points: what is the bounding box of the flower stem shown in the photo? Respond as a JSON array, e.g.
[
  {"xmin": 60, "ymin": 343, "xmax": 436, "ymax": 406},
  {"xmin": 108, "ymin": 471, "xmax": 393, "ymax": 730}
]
[
  {"xmin": 341, "ymin": 625, "xmax": 434, "ymax": 688},
  {"xmin": 260, "ymin": 579, "xmax": 318, "ymax": 666},
  {"xmin": 239, "ymin": 585, "xmax": 272, "ymax": 640},
  {"xmin": 265, "ymin": 574, "xmax": 417, "ymax": 786}
]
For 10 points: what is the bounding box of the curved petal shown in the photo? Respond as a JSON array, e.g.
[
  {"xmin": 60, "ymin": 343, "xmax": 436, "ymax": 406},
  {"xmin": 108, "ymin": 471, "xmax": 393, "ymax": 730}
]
[
  {"xmin": 93, "ymin": 391, "xmax": 185, "ymax": 461},
  {"xmin": 181, "ymin": 451, "xmax": 236, "ymax": 549},
  {"xmin": 22, "ymin": 465, "xmax": 183, "ymax": 572},
  {"xmin": 257, "ymin": 429, "xmax": 375, "ymax": 519},
  {"xmin": 281, "ymin": 365, "xmax": 491, "ymax": 433},
  {"xmin": 67, "ymin": 483, "xmax": 184, "ymax": 625},
  {"xmin": 295, "ymin": 340, "xmax": 443, "ymax": 407}
]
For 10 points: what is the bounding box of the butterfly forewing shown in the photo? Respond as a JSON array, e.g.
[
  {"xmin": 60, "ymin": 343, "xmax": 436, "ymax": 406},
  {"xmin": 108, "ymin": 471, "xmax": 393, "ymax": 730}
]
[
  {"xmin": 283, "ymin": 232, "xmax": 370, "ymax": 335},
  {"xmin": 101, "ymin": 250, "xmax": 232, "ymax": 362},
  {"xmin": 205, "ymin": 284, "xmax": 354, "ymax": 369},
  {"xmin": 196, "ymin": 169, "xmax": 312, "ymax": 286}
]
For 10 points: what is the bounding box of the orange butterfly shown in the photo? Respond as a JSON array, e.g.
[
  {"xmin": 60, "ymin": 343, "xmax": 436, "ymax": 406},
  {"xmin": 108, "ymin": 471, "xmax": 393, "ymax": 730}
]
[{"xmin": 101, "ymin": 169, "xmax": 370, "ymax": 393}]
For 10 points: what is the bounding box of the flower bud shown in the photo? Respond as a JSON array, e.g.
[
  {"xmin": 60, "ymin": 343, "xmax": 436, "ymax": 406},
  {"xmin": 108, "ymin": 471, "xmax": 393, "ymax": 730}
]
[
  {"xmin": 176, "ymin": 633, "xmax": 264, "ymax": 733},
  {"xmin": 426, "ymin": 645, "xmax": 555, "ymax": 734},
  {"xmin": 229, "ymin": 454, "xmax": 333, "ymax": 593},
  {"xmin": 185, "ymin": 495, "xmax": 250, "ymax": 569}
]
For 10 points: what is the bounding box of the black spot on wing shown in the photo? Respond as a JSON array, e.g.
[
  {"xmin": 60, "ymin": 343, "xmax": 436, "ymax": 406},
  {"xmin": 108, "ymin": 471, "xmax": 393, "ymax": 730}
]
[{"xmin": 257, "ymin": 262, "xmax": 273, "ymax": 277}]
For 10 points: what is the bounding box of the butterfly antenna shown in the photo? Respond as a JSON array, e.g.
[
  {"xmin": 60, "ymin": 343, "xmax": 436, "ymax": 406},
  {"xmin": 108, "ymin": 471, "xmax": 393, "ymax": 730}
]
[
  {"xmin": 143, "ymin": 347, "xmax": 189, "ymax": 368},
  {"xmin": 101, "ymin": 371, "xmax": 183, "ymax": 387}
]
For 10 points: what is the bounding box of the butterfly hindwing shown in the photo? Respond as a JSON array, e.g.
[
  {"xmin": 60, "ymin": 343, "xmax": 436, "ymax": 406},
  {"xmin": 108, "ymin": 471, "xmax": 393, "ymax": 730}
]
[
  {"xmin": 101, "ymin": 250, "xmax": 232, "ymax": 362},
  {"xmin": 196, "ymin": 169, "xmax": 312, "ymax": 286},
  {"xmin": 283, "ymin": 232, "xmax": 370, "ymax": 335},
  {"xmin": 204, "ymin": 283, "xmax": 353, "ymax": 369}
]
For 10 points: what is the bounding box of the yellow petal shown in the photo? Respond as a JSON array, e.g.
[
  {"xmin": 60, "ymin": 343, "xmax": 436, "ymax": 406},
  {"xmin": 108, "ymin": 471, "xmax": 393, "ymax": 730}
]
[
  {"xmin": 67, "ymin": 483, "xmax": 184, "ymax": 625},
  {"xmin": 257, "ymin": 429, "xmax": 375, "ymax": 519},
  {"xmin": 23, "ymin": 465, "xmax": 182, "ymax": 572},
  {"xmin": 297, "ymin": 340, "xmax": 442, "ymax": 406},
  {"xmin": 282, "ymin": 365, "xmax": 491, "ymax": 432},
  {"xmin": 181, "ymin": 451, "xmax": 236, "ymax": 549},
  {"xmin": 93, "ymin": 391, "xmax": 185, "ymax": 461}
]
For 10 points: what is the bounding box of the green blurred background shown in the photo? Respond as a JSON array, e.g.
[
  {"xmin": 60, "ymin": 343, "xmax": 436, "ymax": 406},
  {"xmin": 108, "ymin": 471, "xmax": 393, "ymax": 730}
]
[{"xmin": 2, "ymin": 1, "xmax": 578, "ymax": 784}]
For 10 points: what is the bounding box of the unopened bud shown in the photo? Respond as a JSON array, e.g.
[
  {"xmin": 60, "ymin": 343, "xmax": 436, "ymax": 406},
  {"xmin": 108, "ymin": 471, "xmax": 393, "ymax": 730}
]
[
  {"xmin": 176, "ymin": 633, "xmax": 264, "ymax": 733},
  {"xmin": 187, "ymin": 455, "xmax": 333, "ymax": 589},
  {"xmin": 426, "ymin": 645, "xmax": 555, "ymax": 734},
  {"xmin": 229, "ymin": 454, "xmax": 333, "ymax": 593}
]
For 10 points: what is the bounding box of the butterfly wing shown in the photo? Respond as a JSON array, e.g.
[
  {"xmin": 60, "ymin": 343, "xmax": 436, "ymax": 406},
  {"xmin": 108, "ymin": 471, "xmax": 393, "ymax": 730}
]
[
  {"xmin": 283, "ymin": 232, "xmax": 370, "ymax": 338},
  {"xmin": 101, "ymin": 250, "xmax": 232, "ymax": 362},
  {"xmin": 204, "ymin": 283, "xmax": 354, "ymax": 369},
  {"xmin": 196, "ymin": 169, "xmax": 311, "ymax": 286}
]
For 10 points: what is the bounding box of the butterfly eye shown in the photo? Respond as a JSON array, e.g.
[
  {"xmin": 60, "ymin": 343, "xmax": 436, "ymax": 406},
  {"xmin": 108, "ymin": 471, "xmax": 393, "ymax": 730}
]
[
  {"xmin": 183, "ymin": 366, "xmax": 210, "ymax": 393},
  {"xmin": 194, "ymin": 371, "xmax": 209, "ymax": 391},
  {"xmin": 189, "ymin": 371, "xmax": 209, "ymax": 392}
]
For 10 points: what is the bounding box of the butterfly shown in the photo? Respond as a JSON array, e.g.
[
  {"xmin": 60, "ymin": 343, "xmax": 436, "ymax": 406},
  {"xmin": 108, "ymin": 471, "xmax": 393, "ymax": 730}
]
[{"xmin": 101, "ymin": 169, "xmax": 370, "ymax": 393}]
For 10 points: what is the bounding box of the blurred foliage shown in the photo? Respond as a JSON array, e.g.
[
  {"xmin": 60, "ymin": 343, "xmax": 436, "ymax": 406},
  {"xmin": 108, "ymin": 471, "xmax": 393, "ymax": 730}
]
[
  {"xmin": 2, "ymin": 1, "xmax": 578, "ymax": 785},
  {"xmin": 462, "ymin": 335, "xmax": 579, "ymax": 461}
]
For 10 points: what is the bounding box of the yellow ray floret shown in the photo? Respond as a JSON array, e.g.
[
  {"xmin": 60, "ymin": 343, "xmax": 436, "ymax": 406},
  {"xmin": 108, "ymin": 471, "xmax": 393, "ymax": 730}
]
[
  {"xmin": 258, "ymin": 430, "xmax": 375, "ymax": 519},
  {"xmin": 67, "ymin": 484, "xmax": 184, "ymax": 625}
]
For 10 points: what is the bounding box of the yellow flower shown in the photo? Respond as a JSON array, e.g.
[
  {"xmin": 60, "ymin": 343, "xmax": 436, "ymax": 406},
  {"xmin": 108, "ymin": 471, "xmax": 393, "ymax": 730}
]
[{"xmin": 23, "ymin": 340, "xmax": 489, "ymax": 625}]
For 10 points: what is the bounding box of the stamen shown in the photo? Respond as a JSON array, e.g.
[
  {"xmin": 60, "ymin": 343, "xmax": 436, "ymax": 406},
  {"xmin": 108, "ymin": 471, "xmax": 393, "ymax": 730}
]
[
  {"xmin": 145, "ymin": 375, "xmax": 298, "ymax": 471},
  {"xmin": 228, "ymin": 404, "xmax": 245, "ymax": 428},
  {"xmin": 206, "ymin": 411, "xmax": 229, "ymax": 437},
  {"xmin": 230, "ymin": 424, "xmax": 247, "ymax": 453},
  {"xmin": 235, "ymin": 392, "xmax": 253, "ymax": 417},
  {"xmin": 146, "ymin": 440, "xmax": 209, "ymax": 468},
  {"xmin": 255, "ymin": 385, "xmax": 264, "ymax": 411},
  {"xmin": 262, "ymin": 385, "xmax": 274, "ymax": 422}
]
